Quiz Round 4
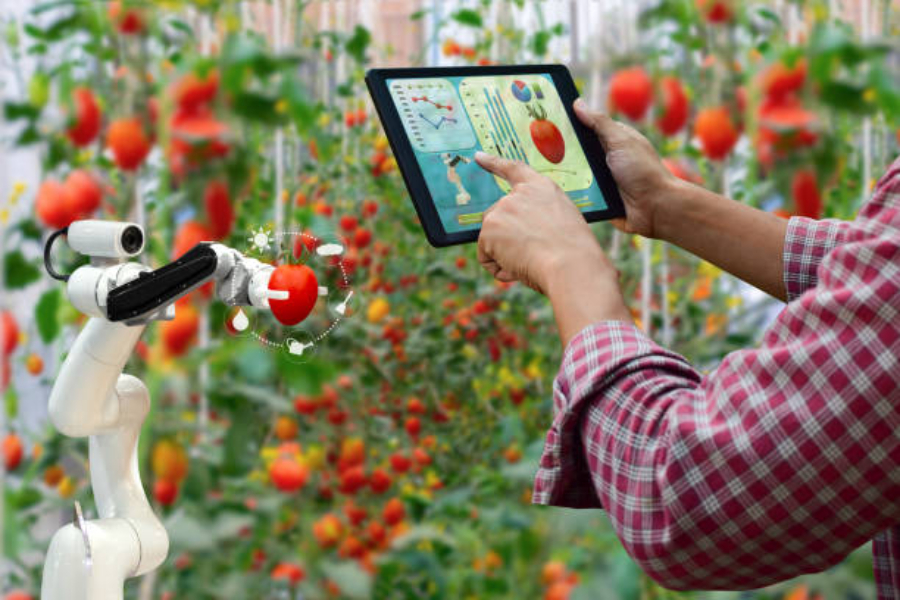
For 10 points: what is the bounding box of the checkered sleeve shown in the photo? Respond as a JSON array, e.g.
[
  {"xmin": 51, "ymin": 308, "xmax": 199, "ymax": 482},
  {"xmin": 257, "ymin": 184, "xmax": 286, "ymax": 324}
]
[
  {"xmin": 783, "ymin": 217, "xmax": 851, "ymax": 302},
  {"xmin": 534, "ymin": 229, "xmax": 900, "ymax": 590}
]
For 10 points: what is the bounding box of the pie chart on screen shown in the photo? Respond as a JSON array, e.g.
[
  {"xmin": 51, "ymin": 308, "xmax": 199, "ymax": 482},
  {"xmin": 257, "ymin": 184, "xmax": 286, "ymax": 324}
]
[{"xmin": 510, "ymin": 80, "xmax": 532, "ymax": 102}]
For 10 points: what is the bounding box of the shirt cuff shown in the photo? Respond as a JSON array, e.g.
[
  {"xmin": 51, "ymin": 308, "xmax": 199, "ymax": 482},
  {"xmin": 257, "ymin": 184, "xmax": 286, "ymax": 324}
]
[
  {"xmin": 783, "ymin": 217, "xmax": 849, "ymax": 302},
  {"xmin": 532, "ymin": 320, "xmax": 667, "ymax": 509}
]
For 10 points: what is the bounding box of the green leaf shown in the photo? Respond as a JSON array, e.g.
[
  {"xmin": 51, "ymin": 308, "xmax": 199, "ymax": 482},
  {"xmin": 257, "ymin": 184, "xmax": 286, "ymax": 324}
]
[
  {"xmin": 451, "ymin": 8, "xmax": 483, "ymax": 27},
  {"xmin": 16, "ymin": 219, "xmax": 43, "ymax": 241},
  {"xmin": 230, "ymin": 92, "xmax": 285, "ymax": 126},
  {"xmin": 23, "ymin": 12, "xmax": 81, "ymax": 42},
  {"xmin": 409, "ymin": 9, "xmax": 428, "ymax": 20},
  {"xmin": 5, "ymin": 250, "xmax": 41, "ymax": 289},
  {"xmin": 36, "ymin": 288, "xmax": 61, "ymax": 344},
  {"xmin": 4, "ymin": 102, "xmax": 40, "ymax": 121},
  {"xmin": 345, "ymin": 25, "xmax": 371, "ymax": 64},
  {"xmin": 531, "ymin": 31, "xmax": 551, "ymax": 57},
  {"xmin": 5, "ymin": 387, "xmax": 17, "ymax": 419}
]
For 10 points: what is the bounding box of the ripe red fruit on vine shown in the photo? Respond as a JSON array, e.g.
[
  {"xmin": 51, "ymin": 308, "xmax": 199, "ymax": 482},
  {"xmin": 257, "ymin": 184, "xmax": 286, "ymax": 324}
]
[
  {"xmin": 106, "ymin": 117, "xmax": 152, "ymax": 171},
  {"xmin": 3, "ymin": 433, "xmax": 23, "ymax": 471},
  {"xmin": 268, "ymin": 264, "xmax": 319, "ymax": 326},
  {"xmin": 66, "ymin": 88, "xmax": 101, "ymax": 147},
  {"xmin": 362, "ymin": 200, "xmax": 379, "ymax": 218},
  {"xmin": 608, "ymin": 67, "xmax": 653, "ymax": 121},
  {"xmin": 153, "ymin": 479, "xmax": 178, "ymax": 506},
  {"xmin": 293, "ymin": 394, "xmax": 318, "ymax": 415},
  {"xmin": 696, "ymin": 0, "xmax": 732, "ymax": 23},
  {"xmin": 406, "ymin": 397, "xmax": 426, "ymax": 414},
  {"xmin": 694, "ymin": 107, "xmax": 739, "ymax": 160},
  {"xmin": 4, "ymin": 591, "xmax": 33, "ymax": 600},
  {"xmin": 656, "ymin": 76, "xmax": 689, "ymax": 136},
  {"xmin": 2, "ymin": 310, "xmax": 20, "ymax": 357},
  {"xmin": 313, "ymin": 514, "xmax": 343, "ymax": 548},
  {"xmin": 269, "ymin": 457, "xmax": 309, "ymax": 492},
  {"xmin": 173, "ymin": 221, "xmax": 211, "ymax": 259},
  {"xmin": 369, "ymin": 468, "xmax": 392, "ymax": 494},
  {"xmin": 413, "ymin": 447, "xmax": 431, "ymax": 466},
  {"xmin": 271, "ymin": 562, "xmax": 305, "ymax": 585},
  {"xmin": 383, "ymin": 498, "xmax": 405, "ymax": 526},
  {"xmin": 527, "ymin": 103, "xmax": 565, "ymax": 164},
  {"xmin": 367, "ymin": 520, "xmax": 387, "ymax": 546},
  {"xmin": 340, "ymin": 215, "xmax": 358, "ymax": 232},
  {"xmin": 174, "ymin": 71, "xmax": 219, "ymax": 113},
  {"xmin": 389, "ymin": 452, "xmax": 411, "ymax": 473},
  {"xmin": 404, "ymin": 416, "xmax": 421, "ymax": 438},
  {"xmin": 762, "ymin": 59, "xmax": 807, "ymax": 102},
  {"xmin": 36, "ymin": 180, "xmax": 74, "ymax": 229},
  {"xmin": 353, "ymin": 228, "xmax": 372, "ymax": 249},
  {"xmin": 791, "ymin": 169, "xmax": 822, "ymax": 219},
  {"xmin": 203, "ymin": 180, "xmax": 234, "ymax": 239},
  {"xmin": 339, "ymin": 465, "xmax": 367, "ymax": 495},
  {"xmin": 161, "ymin": 302, "xmax": 199, "ymax": 357},
  {"xmin": 65, "ymin": 170, "xmax": 102, "ymax": 217},
  {"xmin": 108, "ymin": 1, "xmax": 144, "ymax": 34}
]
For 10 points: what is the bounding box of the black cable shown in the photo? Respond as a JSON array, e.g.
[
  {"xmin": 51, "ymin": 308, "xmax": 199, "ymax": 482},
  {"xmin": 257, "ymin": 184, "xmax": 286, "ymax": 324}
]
[{"xmin": 44, "ymin": 227, "xmax": 70, "ymax": 282}]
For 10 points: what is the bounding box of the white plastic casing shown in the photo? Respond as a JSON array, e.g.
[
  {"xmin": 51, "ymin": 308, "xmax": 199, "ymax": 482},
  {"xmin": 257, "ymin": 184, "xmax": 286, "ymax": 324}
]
[{"xmin": 68, "ymin": 220, "xmax": 145, "ymax": 259}]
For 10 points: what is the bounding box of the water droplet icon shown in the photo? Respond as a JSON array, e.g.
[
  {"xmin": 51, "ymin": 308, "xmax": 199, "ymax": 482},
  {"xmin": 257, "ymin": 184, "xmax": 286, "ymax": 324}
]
[{"xmin": 232, "ymin": 309, "xmax": 249, "ymax": 332}]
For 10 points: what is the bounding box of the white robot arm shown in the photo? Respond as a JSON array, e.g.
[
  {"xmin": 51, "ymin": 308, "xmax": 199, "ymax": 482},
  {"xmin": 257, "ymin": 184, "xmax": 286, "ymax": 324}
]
[{"xmin": 41, "ymin": 220, "xmax": 280, "ymax": 600}]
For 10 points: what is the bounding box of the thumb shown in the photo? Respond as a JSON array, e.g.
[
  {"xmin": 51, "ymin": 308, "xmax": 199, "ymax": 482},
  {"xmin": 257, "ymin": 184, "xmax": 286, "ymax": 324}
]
[{"xmin": 574, "ymin": 98, "xmax": 619, "ymax": 150}]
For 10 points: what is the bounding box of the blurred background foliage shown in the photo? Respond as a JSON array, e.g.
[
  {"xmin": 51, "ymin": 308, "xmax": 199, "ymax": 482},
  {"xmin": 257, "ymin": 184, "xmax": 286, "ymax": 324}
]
[{"xmin": 1, "ymin": 1, "xmax": 898, "ymax": 599}]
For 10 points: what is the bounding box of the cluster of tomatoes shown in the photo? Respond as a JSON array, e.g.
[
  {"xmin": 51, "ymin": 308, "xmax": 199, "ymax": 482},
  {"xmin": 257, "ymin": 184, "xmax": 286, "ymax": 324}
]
[
  {"xmin": 151, "ymin": 438, "xmax": 189, "ymax": 506},
  {"xmin": 442, "ymin": 38, "xmax": 493, "ymax": 66}
]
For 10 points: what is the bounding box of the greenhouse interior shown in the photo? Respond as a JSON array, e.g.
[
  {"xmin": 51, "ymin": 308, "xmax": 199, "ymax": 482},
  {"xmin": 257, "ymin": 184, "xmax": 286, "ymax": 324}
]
[{"xmin": 2, "ymin": 0, "xmax": 900, "ymax": 599}]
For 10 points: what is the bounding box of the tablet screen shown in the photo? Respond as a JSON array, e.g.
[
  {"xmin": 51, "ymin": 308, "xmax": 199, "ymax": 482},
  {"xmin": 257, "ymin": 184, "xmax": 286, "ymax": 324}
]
[{"xmin": 386, "ymin": 73, "xmax": 610, "ymax": 234}]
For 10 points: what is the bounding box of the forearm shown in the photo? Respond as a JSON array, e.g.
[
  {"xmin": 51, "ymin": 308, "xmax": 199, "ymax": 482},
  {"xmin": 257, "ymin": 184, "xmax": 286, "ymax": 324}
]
[
  {"xmin": 655, "ymin": 179, "xmax": 789, "ymax": 301},
  {"xmin": 545, "ymin": 258, "xmax": 633, "ymax": 348}
]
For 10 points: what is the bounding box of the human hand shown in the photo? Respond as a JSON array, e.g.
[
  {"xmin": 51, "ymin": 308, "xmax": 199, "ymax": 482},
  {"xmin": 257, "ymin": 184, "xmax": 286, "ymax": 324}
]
[
  {"xmin": 573, "ymin": 98, "xmax": 677, "ymax": 239},
  {"xmin": 474, "ymin": 151, "xmax": 632, "ymax": 342},
  {"xmin": 474, "ymin": 151, "xmax": 609, "ymax": 294}
]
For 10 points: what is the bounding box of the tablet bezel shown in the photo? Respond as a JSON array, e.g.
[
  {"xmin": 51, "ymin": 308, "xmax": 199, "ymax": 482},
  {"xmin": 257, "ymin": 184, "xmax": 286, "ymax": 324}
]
[{"xmin": 366, "ymin": 64, "xmax": 625, "ymax": 247}]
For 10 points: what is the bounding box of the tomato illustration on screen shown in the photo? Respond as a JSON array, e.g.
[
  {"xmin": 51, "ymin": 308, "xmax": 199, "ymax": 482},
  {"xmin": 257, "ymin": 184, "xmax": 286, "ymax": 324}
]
[{"xmin": 526, "ymin": 103, "xmax": 565, "ymax": 164}]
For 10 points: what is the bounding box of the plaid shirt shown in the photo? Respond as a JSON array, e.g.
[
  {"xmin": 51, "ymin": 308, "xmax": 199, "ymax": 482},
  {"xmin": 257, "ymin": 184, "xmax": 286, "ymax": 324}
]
[{"xmin": 533, "ymin": 157, "xmax": 900, "ymax": 596}]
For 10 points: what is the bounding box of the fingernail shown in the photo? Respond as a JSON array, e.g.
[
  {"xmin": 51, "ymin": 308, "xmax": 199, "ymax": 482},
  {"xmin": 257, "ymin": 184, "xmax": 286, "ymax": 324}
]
[
  {"xmin": 574, "ymin": 98, "xmax": 585, "ymax": 110},
  {"xmin": 474, "ymin": 151, "xmax": 490, "ymax": 162}
]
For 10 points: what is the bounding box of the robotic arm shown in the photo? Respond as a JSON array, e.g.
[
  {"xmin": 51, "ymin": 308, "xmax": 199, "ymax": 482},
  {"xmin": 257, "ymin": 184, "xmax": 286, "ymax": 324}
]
[{"xmin": 41, "ymin": 220, "xmax": 279, "ymax": 600}]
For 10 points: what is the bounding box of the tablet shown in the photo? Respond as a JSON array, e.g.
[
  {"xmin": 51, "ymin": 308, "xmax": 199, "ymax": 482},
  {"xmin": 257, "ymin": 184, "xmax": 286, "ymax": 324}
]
[{"xmin": 366, "ymin": 64, "xmax": 625, "ymax": 247}]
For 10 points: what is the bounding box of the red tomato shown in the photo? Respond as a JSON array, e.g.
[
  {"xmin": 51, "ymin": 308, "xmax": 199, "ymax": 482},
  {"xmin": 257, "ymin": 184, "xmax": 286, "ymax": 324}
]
[
  {"xmin": 352, "ymin": 228, "xmax": 372, "ymax": 249},
  {"xmin": 153, "ymin": 479, "xmax": 178, "ymax": 506},
  {"xmin": 269, "ymin": 457, "xmax": 309, "ymax": 492},
  {"xmin": 106, "ymin": 118, "xmax": 152, "ymax": 171},
  {"xmin": 362, "ymin": 200, "xmax": 379, "ymax": 218},
  {"xmin": 792, "ymin": 169, "xmax": 822, "ymax": 219},
  {"xmin": 203, "ymin": 180, "xmax": 234, "ymax": 239},
  {"xmin": 367, "ymin": 520, "xmax": 387, "ymax": 545},
  {"xmin": 108, "ymin": 1, "xmax": 144, "ymax": 34},
  {"xmin": 271, "ymin": 562, "xmax": 305, "ymax": 585},
  {"xmin": 608, "ymin": 67, "xmax": 653, "ymax": 121},
  {"xmin": 338, "ymin": 535, "xmax": 365, "ymax": 559},
  {"xmin": 2, "ymin": 433, "xmax": 23, "ymax": 471},
  {"xmin": 656, "ymin": 76, "xmax": 689, "ymax": 136},
  {"xmin": 404, "ymin": 416, "xmax": 421, "ymax": 438},
  {"xmin": 694, "ymin": 107, "xmax": 740, "ymax": 160},
  {"xmin": 268, "ymin": 264, "xmax": 319, "ymax": 326},
  {"xmin": 4, "ymin": 591, "xmax": 33, "ymax": 600},
  {"xmin": 313, "ymin": 514, "xmax": 343, "ymax": 548},
  {"xmin": 338, "ymin": 466, "xmax": 367, "ymax": 495},
  {"xmin": 65, "ymin": 170, "xmax": 102, "ymax": 217},
  {"xmin": 369, "ymin": 468, "xmax": 392, "ymax": 494},
  {"xmin": 174, "ymin": 70, "xmax": 219, "ymax": 113},
  {"xmin": 762, "ymin": 59, "xmax": 806, "ymax": 101},
  {"xmin": 528, "ymin": 106, "xmax": 566, "ymax": 164},
  {"xmin": 382, "ymin": 497, "xmax": 405, "ymax": 526},
  {"xmin": 340, "ymin": 215, "xmax": 358, "ymax": 232},
  {"xmin": 406, "ymin": 397, "xmax": 426, "ymax": 414},
  {"xmin": 293, "ymin": 394, "xmax": 318, "ymax": 415},
  {"xmin": 173, "ymin": 221, "xmax": 211, "ymax": 259},
  {"xmin": 66, "ymin": 88, "xmax": 102, "ymax": 147},
  {"xmin": 160, "ymin": 302, "xmax": 199, "ymax": 357},
  {"xmin": 696, "ymin": 0, "xmax": 732, "ymax": 23},
  {"xmin": 389, "ymin": 452, "xmax": 411, "ymax": 473},
  {"xmin": 2, "ymin": 310, "xmax": 20, "ymax": 356},
  {"xmin": 36, "ymin": 180, "xmax": 76, "ymax": 229}
]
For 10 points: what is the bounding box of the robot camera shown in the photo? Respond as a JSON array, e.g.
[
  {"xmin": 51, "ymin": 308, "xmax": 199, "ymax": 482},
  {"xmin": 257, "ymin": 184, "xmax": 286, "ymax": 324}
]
[{"xmin": 67, "ymin": 220, "xmax": 145, "ymax": 259}]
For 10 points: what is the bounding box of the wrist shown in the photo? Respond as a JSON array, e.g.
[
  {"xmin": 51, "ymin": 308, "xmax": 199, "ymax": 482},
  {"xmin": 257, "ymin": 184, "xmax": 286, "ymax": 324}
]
[{"xmin": 652, "ymin": 177, "xmax": 694, "ymax": 244}]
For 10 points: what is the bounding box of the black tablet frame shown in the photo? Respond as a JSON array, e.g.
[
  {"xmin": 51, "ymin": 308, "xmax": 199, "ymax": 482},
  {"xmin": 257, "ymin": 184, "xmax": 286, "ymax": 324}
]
[{"xmin": 365, "ymin": 64, "xmax": 626, "ymax": 247}]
